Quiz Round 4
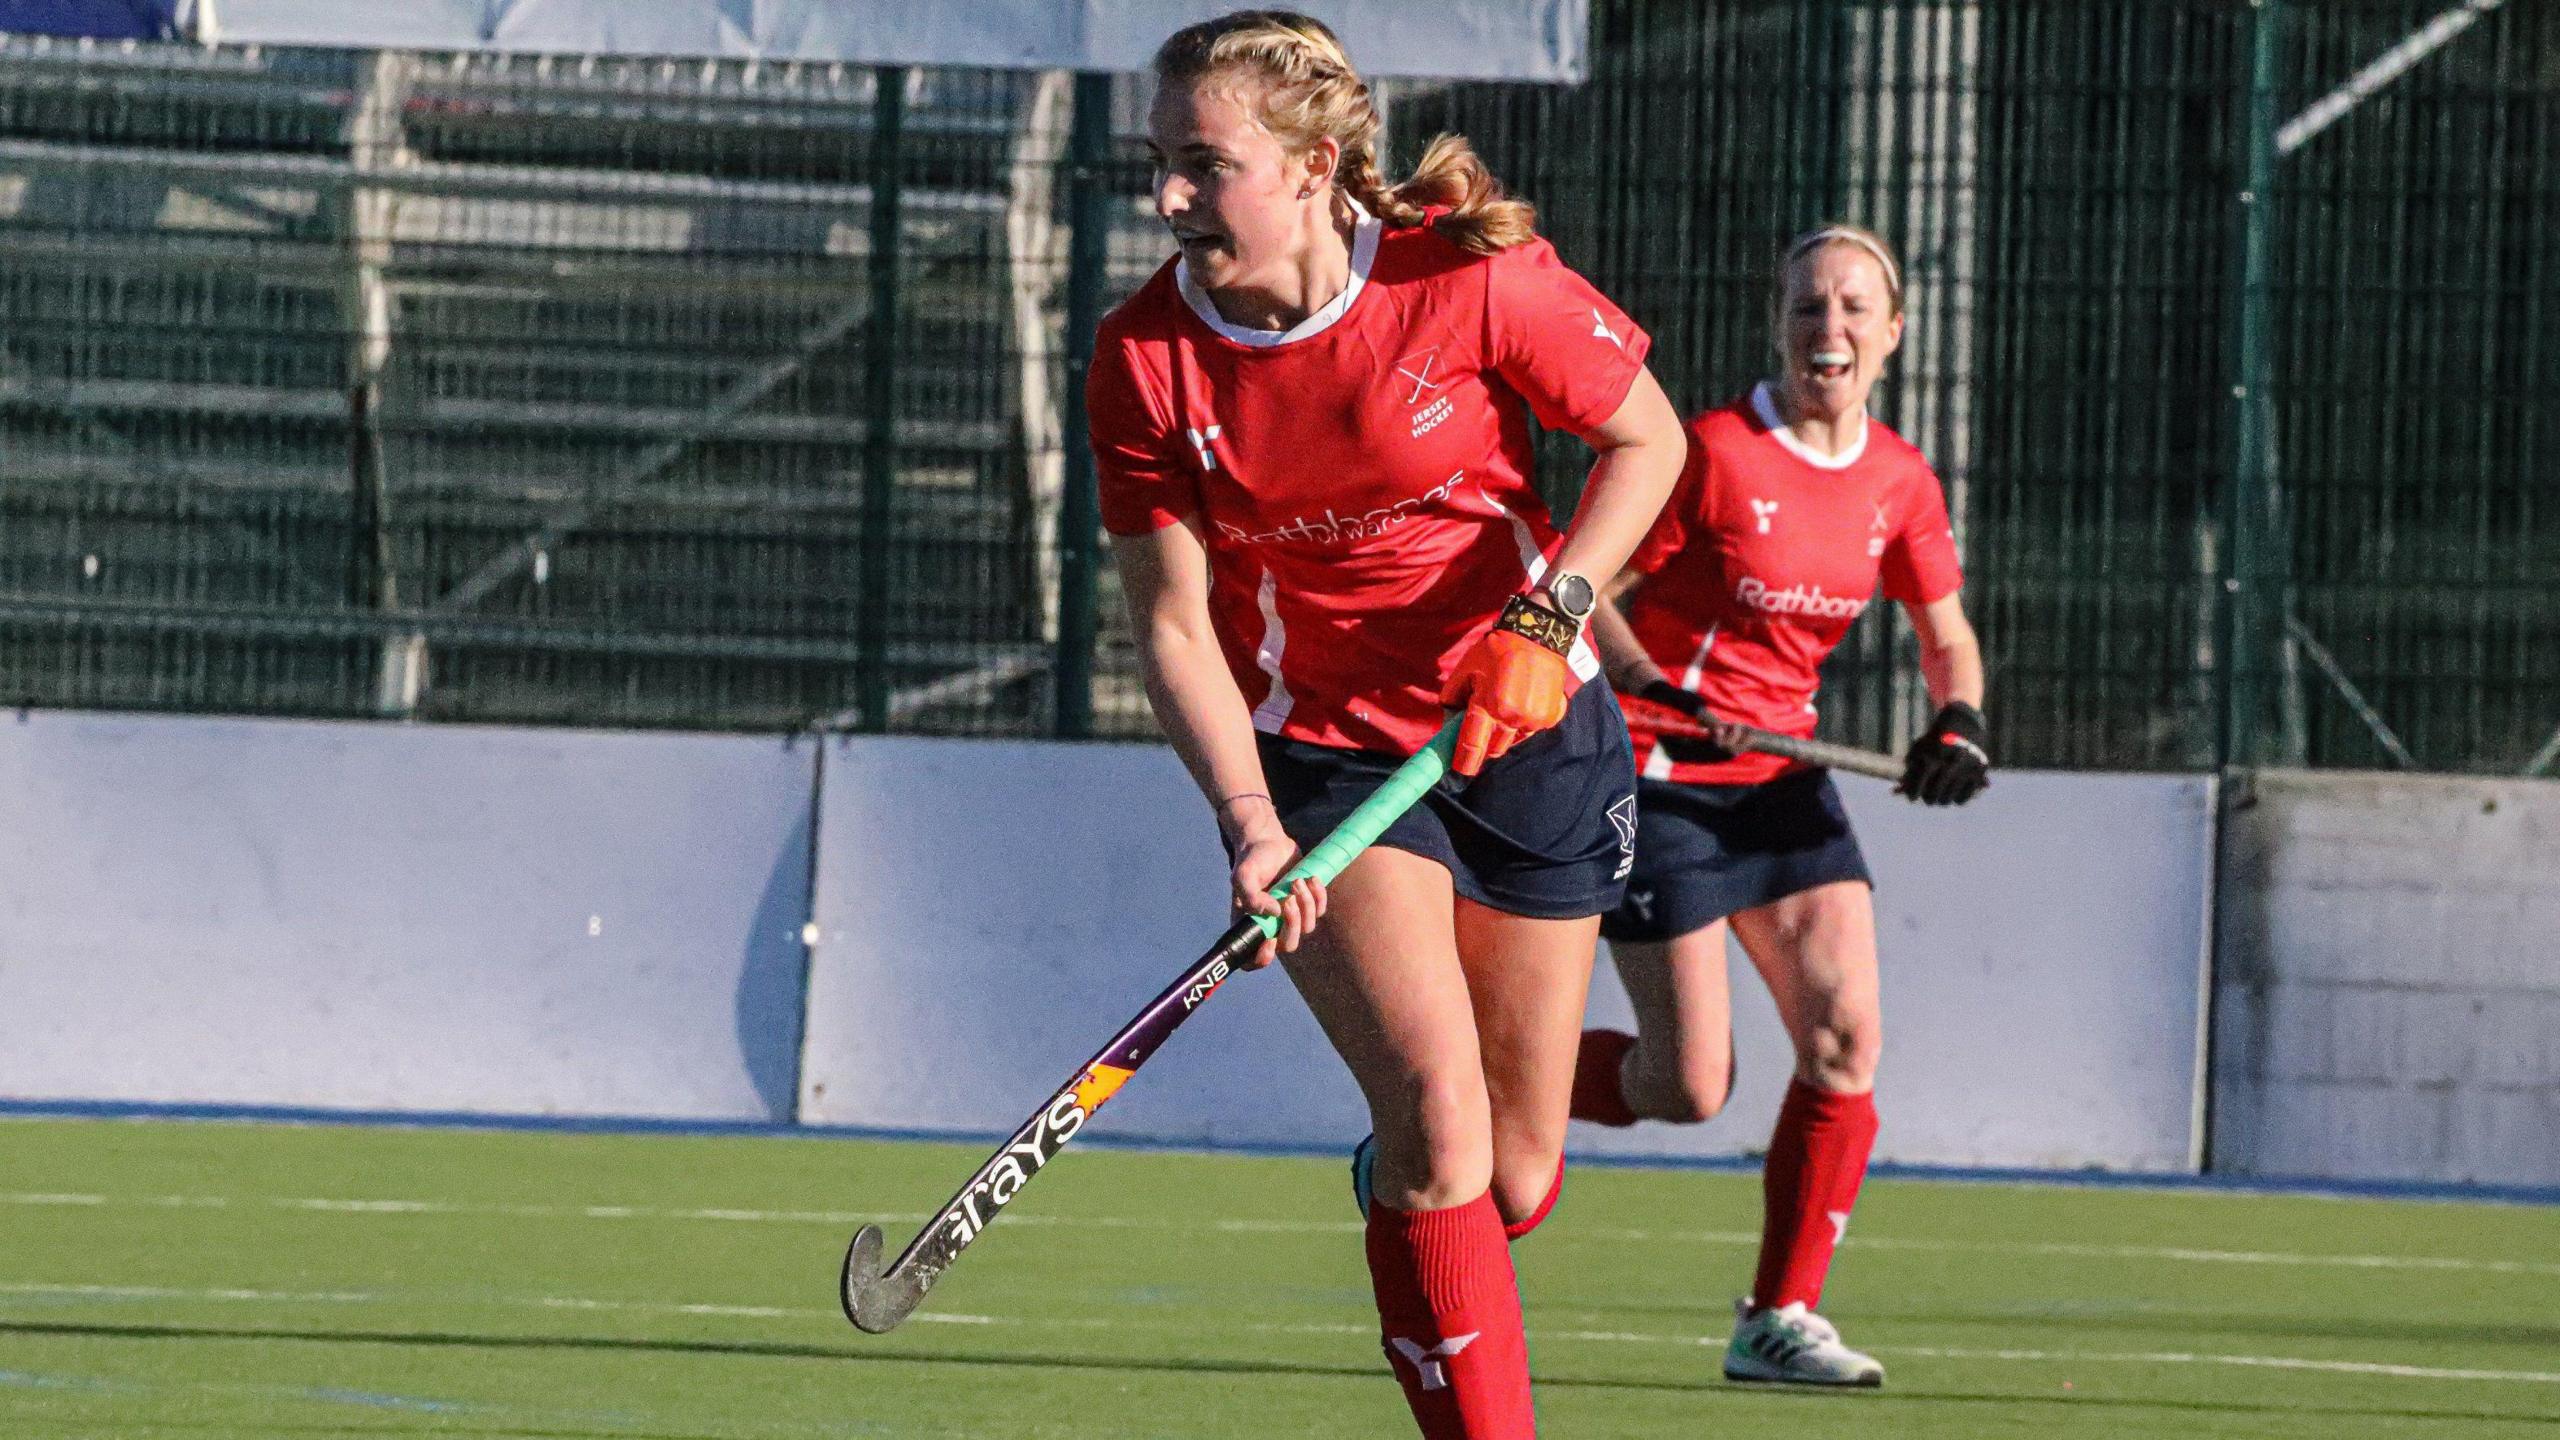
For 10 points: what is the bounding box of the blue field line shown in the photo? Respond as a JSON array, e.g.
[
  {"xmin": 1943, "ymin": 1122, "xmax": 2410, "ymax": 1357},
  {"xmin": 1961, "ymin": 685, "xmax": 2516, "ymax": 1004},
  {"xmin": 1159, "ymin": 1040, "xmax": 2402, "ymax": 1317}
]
[{"xmin": 4, "ymin": 1096, "xmax": 2554, "ymax": 1208}]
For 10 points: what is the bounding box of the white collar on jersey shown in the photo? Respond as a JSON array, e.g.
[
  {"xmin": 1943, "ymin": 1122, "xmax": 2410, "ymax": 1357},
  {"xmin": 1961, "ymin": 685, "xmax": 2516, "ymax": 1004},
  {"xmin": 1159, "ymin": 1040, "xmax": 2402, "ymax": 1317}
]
[
  {"xmin": 1175, "ymin": 198, "xmax": 1383, "ymax": 348},
  {"xmin": 1751, "ymin": 380, "xmax": 1870, "ymax": 470}
]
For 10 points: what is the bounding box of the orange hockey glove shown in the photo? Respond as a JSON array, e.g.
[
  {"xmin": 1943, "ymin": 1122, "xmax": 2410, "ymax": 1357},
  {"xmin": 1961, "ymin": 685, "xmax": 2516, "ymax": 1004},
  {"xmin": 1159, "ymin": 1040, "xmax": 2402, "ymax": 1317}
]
[{"xmin": 1440, "ymin": 595, "xmax": 1576, "ymax": 777}]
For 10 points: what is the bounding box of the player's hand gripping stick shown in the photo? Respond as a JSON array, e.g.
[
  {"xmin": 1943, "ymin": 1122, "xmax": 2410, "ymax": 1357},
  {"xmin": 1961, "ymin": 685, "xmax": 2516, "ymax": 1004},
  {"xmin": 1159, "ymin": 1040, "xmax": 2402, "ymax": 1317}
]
[{"xmin": 1898, "ymin": 701, "xmax": 1991, "ymax": 805}]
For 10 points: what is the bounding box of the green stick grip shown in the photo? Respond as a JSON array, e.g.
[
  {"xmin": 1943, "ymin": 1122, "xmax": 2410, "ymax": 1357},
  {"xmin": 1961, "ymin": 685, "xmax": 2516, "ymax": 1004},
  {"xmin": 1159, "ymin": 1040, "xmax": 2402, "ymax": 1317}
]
[{"xmin": 1248, "ymin": 714, "xmax": 1462, "ymax": 940}]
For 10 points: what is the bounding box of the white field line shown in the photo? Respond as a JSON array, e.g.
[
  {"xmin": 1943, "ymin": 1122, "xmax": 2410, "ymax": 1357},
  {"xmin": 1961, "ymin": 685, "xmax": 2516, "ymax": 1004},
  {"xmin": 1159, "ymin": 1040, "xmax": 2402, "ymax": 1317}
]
[
  {"xmin": 6, "ymin": 1279, "xmax": 2559, "ymax": 1388},
  {"xmin": 5, "ymin": 1189, "xmax": 2553, "ymax": 1281},
  {"xmin": 1895, "ymin": 1344, "xmax": 2560, "ymax": 1386}
]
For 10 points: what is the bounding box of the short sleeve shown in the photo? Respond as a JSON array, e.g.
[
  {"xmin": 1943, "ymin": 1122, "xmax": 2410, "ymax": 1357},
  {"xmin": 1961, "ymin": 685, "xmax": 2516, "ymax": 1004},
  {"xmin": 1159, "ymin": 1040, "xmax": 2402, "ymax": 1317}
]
[
  {"xmin": 1087, "ymin": 332, "xmax": 1196, "ymax": 537},
  {"xmin": 1625, "ymin": 430, "xmax": 1708, "ymax": 577},
  {"xmin": 1880, "ymin": 464, "xmax": 1964, "ymax": 605},
  {"xmin": 1483, "ymin": 237, "xmax": 1651, "ymax": 438}
]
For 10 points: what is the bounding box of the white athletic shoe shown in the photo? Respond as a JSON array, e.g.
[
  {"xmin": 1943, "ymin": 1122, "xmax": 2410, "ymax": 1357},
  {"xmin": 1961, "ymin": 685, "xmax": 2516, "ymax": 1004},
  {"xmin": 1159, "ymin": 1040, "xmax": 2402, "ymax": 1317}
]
[{"xmin": 1722, "ymin": 1300, "xmax": 1885, "ymax": 1387}]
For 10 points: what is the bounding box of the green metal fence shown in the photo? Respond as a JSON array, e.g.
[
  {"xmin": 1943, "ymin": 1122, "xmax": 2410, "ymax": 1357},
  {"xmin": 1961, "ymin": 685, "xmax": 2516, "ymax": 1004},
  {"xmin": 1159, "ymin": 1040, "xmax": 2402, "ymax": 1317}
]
[
  {"xmin": 1410, "ymin": 0, "xmax": 2559, "ymax": 773},
  {"xmin": 1, "ymin": 3, "xmax": 2551, "ymax": 771}
]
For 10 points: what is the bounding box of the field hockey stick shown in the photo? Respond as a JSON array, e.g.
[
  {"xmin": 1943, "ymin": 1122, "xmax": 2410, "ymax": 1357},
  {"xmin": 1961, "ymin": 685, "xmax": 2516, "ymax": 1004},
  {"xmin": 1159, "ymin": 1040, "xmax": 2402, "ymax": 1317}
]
[
  {"xmin": 1616, "ymin": 692, "xmax": 1906, "ymax": 783},
  {"xmin": 840, "ymin": 713, "xmax": 1464, "ymax": 1335}
]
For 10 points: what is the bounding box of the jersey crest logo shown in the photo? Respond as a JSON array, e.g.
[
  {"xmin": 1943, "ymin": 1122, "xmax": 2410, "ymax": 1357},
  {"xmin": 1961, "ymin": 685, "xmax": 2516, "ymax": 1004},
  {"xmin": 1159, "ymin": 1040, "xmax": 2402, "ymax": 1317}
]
[
  {"xmin": 1751, "ymin": 498, "xmax": 1779, "ymax": 534},
  {"xmin": 1394, "ymin": 348, "xmax": 1451, "ymax": 404},
  {"xmin": 1396, "ymin": 348, "xmax": 1458, "ymax": 439},
  {"xmin": 1591, "ymin": 309, "xmax": 1624, "ymax": 348},
  {"xmin": 1186, "ymin": 424, "xmax": 1222, "ymax": 472}
]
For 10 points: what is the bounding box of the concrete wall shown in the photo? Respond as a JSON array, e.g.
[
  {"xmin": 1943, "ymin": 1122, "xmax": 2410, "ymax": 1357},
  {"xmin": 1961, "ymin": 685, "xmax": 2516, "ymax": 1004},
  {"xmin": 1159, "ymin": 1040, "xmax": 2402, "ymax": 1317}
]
[
  {"xmin": 802, "ymin": 737, "xmax": 2219, "ymax": 1171},
  {"xmin": 1576, "ymin": 770, "xmax": 2217, "ymax": 1172},
  {"xmin": 2211, "ymin": 769, "xmax": 2560, "ymax": 1187},
  {"xmin": 796, "ymin": 734, "xmax": 1356, "ymax": 1148},
  {"xmin": 0, "ymin": 711, "xmax": 816, "ymax": 1121},
  {"xmin": 22, "ymin": 707, "xmax": 2548, "ymax": 1191}
]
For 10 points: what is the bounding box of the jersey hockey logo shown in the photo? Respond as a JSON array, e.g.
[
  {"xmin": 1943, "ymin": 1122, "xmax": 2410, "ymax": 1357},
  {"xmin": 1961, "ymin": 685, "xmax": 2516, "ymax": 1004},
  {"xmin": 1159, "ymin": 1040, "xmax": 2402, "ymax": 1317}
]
[
  {"xmin": 1396, "ymin": 348, "xmax": 1456, "ymax": 438},
  {"xmin": 1410, "ymin": 395, "xmax": 1455, "ymax": 438},
  {"xmin": 1394, "ymin": 348, "xmax": 1450, "ymax": 404},
  {"xmin": 1187, "ymin": 424, "xmax": 1222, "ymax": 472}
]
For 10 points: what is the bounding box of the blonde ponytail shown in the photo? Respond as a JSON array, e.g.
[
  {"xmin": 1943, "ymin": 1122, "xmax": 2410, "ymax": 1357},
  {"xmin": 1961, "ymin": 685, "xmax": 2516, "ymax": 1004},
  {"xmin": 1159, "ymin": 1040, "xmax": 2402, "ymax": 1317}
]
[
  {"xmin": 1153, "ymin": 10, "xmax": 1537, "ymax": 256},
  {"xmin": 1341, "ymin": 133, "xmax": 1536, "ymax": 256}
]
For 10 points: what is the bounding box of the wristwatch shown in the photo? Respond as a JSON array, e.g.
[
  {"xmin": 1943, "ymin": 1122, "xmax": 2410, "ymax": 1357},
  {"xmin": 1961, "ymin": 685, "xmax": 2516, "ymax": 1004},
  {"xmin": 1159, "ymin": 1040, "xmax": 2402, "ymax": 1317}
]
[{"xmin": 1542, "ymin": 570, "xmax": 1596, "ymax": 626}]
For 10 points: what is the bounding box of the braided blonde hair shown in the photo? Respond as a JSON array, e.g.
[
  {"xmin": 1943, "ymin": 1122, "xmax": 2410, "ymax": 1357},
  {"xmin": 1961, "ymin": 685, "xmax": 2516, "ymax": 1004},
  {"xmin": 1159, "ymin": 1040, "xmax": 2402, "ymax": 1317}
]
[{"xmin": 1153, "ymin": 10, "xmax": 1536, "ymax": 256}]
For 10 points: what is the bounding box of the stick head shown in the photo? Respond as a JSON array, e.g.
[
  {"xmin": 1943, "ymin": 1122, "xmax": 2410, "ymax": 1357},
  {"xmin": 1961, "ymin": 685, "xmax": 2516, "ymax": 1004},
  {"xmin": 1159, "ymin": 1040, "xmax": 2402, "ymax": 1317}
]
[{"xmin": 841, "ymin": 1223, "xmax": 927, "ymax": 1334}]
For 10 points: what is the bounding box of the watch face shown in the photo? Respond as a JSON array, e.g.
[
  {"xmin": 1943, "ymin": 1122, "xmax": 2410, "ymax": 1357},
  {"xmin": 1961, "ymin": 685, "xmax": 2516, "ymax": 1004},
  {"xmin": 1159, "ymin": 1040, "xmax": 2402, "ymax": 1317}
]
[{"xmin": 1550, "ymin": 571, "xmax": 1596, "ymax": 621}]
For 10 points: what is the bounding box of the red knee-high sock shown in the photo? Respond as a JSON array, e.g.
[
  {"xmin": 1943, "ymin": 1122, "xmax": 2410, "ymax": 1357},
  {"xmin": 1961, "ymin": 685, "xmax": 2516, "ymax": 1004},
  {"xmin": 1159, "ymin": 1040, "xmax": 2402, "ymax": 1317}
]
[
  {"xmin": 1569, "ymin": 1029, "xmax": 1638, "ymax": 1127},
  {"xmin": 1365, "ymin": 1191, "xmax": 1538, "ymax": 1439},
  {"xmin": 1503, "ymin": 1157, "xmax": 1564, "ymax": 1242},
  {"xmin": 1751, "ymin": 1080, "xmax": 1879, "ymax": 1312}
]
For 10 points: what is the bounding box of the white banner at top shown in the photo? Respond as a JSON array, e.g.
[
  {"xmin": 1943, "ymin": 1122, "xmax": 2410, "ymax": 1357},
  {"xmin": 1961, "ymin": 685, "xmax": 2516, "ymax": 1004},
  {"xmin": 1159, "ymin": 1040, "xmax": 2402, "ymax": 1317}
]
[{"xmin": 195, "ymin": 0, "xmax": 1589, "ymax": 82}]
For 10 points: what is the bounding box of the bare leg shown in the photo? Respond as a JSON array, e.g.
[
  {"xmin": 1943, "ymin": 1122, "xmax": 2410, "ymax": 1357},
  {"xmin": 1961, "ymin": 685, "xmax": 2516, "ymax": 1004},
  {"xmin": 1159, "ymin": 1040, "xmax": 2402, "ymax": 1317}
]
[
  {"xmin": 1280, "ymin": 847, "xmax": 1488, "ymax": 1207},
  {"xmin": 1454, "ymin": 899, "xmax": 1600, "ymax": 1226},
  {"xmin": 1280, "ymin": 847, "xmax": 1542, "ymax": 1436},
  {"xmin": 1725, "ymin": 880, "xmax": 1885, "ymax": 1361},
  {"xmin": 1602, "ymin": 921, "xmax": 1738, "ymax": 1122},
  {"xmin": 1728, "ymin": 881, "xmax": 1881, "ymax": 1094}
]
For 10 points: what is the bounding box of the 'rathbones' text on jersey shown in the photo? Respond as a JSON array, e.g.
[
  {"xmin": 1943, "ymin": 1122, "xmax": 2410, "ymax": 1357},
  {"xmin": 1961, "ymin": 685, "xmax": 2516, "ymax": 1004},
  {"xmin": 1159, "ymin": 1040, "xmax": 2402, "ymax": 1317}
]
[
  {"xmin": 1213, "ymin": 470, "xmax": 1471, "ymax": 547},
  {"xmin": 1733, "ymin": 575, "xmax": 1869, "ymax": 620},
  {"xmin": 936, "ymin": 1089, "xmax": 1087, "ymax": 1250}
]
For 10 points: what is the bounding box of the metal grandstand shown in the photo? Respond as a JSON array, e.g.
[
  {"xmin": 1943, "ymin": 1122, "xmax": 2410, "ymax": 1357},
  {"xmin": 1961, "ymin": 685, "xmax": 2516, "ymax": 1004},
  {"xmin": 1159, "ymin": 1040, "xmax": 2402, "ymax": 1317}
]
[{"xmin": 0, "ymin": 36, "xmax": 1150, "ymax": 731}]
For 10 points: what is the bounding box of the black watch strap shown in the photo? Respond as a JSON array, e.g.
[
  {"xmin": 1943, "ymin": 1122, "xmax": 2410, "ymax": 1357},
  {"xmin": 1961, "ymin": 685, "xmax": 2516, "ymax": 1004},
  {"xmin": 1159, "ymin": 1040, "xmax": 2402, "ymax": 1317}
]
[{"xmin": 1494, "ymin": 594, "xmax": 1576, "ymax": 656}]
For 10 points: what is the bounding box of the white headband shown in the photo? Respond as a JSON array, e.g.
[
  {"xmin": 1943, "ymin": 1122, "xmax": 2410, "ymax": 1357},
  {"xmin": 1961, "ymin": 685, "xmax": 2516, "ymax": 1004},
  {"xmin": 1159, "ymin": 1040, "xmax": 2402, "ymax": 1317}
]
[{"xmin": 1788, "ymin": 227, "xmax": 1901, "ymax": 296}]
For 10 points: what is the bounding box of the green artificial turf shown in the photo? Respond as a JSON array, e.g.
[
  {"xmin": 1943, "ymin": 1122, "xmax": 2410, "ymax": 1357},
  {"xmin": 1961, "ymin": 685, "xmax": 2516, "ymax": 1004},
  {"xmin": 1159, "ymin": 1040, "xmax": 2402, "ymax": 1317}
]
[{"xmin": 1, "ymin": 1117, "xmax": 2552, "ymax": 1438}]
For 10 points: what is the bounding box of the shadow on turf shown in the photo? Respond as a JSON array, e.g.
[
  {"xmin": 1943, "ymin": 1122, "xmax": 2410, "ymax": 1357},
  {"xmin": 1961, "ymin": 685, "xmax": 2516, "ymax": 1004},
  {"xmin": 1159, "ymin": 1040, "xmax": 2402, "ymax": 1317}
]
[{"xmin": 4, "ymin": 1319, "xmax": 2553, "ymax": 1430}]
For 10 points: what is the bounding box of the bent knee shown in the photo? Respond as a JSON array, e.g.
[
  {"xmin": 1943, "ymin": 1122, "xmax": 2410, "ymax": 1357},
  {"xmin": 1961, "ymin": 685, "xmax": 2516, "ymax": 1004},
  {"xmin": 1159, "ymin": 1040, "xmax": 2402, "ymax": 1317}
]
[
  {"xmin": 1796, "ymin": 1016, "xmax": 1881, "ymax": 1091},
  {"xmin": 1370, "ymin": 1073, "xmax": 1494, "ymax": 1209},
  {"xmin": 1490, "ymin": 1151, "xmax": 1562, "ymax": 1229},
  {"xmin": 1625, "ymin": 1037, "xmax": 1735, "ymax": 1125},
  {"xmin": 1661, "ymin": 1058, "xmax": 1734, "ymax": 1124}
]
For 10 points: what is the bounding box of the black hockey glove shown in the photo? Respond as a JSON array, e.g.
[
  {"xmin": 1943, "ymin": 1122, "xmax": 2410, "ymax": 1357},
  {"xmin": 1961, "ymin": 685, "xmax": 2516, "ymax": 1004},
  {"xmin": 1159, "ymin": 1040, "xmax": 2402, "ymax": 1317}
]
[{"xmin": 1899, "ymin": 701, "xmax": 1990, "ymax": 805}]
